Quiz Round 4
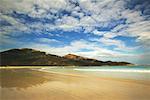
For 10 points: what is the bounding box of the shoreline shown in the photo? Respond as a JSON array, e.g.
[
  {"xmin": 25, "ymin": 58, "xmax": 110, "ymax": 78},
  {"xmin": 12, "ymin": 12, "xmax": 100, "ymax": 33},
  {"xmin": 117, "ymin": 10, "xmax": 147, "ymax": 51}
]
[
  {"xmin": 0, "ymin": 64, "xmax": 145, "ymax": 69},
  {"xmin": 38, "ymin": 69, "xmax": 150, "ymax": 86},
  {"xmin": 74, "ymin": 68, "xmax": 150, "ymax": 73},
  {"xmin": 1, "ymin": 68, "xmax": 150, "ymax": 100}
]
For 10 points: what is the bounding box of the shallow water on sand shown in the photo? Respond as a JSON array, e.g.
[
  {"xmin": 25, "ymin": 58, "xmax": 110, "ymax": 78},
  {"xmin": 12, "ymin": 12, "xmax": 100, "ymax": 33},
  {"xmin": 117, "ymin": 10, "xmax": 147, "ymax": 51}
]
[
  {"xmin": 0, "ymin": 67, "xmax": 150, "ymax": 100},
  {"xmin": 41, "ymin": 66, "xmax": 150, "ymax": 80}
]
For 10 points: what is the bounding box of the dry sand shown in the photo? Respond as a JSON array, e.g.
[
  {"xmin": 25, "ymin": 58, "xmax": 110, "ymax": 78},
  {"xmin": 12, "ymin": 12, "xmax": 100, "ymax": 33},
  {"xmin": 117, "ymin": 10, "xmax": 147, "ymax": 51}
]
[{"xmin": 1, "ymin": 69, "xmax": 150, "ymax": 100}]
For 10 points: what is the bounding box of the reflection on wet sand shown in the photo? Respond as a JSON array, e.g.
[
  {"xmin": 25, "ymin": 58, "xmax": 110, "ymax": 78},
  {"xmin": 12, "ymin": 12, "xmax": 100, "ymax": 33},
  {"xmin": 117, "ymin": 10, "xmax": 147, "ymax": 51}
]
[
  {"xmin": 0, "ymin": 69, "xmax": 54, "ymax": 89},
  {"xmin": 0, "ymin": 68, "xmax": 150, "ymax": 100},
  {"xmin": 0, "ymin": 68, "xmax": 82, "ymax": 89}
]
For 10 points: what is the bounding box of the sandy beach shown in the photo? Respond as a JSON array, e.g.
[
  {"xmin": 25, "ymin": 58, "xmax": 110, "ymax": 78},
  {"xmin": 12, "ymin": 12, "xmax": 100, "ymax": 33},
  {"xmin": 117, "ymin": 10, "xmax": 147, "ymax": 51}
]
[{"xmin": 1, "ymin": 69, "xmax": 150, "ymax": 100}]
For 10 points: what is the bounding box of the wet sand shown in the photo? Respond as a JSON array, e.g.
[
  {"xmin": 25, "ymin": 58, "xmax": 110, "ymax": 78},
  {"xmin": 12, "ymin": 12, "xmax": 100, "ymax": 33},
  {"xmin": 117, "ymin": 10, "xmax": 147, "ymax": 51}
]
[{"xmin": 1, "ymin": 69, "xmax": 150, "ymax": 100}]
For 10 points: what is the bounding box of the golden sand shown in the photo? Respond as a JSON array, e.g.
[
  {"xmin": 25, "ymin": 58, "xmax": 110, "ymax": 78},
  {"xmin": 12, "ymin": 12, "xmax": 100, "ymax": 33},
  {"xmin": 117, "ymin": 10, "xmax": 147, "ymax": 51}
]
[{"xmin": 1, "ymin": 69, "xmax": 150, "ymax": 100}]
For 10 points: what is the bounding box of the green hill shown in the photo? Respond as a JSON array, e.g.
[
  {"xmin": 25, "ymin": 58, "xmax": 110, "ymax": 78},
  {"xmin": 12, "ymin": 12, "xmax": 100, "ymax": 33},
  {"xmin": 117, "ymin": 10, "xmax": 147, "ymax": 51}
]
[{"xmin": 0, "ymin": 48, "xmax": 132, "ymax": 66}]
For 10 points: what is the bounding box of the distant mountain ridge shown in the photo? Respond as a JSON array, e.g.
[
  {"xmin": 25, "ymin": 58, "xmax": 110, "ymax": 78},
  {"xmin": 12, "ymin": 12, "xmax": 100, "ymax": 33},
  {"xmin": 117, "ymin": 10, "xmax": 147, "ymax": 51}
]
[{"xmin": 0, "ymin": 48, "xmax": 132, "ymax": 66}]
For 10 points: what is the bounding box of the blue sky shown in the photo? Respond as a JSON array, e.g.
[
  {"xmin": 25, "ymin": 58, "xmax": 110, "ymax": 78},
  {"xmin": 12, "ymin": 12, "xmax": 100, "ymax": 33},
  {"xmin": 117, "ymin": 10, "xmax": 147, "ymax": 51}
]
[{"xmin": 0, "ymin": 0, "xmax": 150, "ymax": 64}]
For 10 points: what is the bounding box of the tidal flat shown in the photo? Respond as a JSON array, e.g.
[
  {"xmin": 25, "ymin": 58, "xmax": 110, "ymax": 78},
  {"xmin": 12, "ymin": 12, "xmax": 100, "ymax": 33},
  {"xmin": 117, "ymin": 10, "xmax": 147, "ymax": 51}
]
[{"xmin": 0, "ymin": 67, "xmax": 150, "ymax": 100}]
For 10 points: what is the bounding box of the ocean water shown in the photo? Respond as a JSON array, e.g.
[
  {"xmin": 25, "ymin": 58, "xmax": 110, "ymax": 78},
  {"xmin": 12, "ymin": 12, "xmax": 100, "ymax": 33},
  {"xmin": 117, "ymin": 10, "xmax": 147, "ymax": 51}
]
[
  {"xmin": 41, "ymin": 66, "xmax": 150, "ymax": 80},
  {"xmin": 74, "ymin": 66, "xmax": 150, "ymax": 73}
]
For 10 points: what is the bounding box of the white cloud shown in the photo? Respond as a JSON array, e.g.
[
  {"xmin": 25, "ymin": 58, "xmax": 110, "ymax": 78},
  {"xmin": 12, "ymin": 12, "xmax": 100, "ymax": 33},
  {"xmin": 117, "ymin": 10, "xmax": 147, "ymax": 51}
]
[
  {"xmin": 38, "ymin": 38, "xmax": 59, "ymax": 44},
  {"xmin": 99, "ymin": 37, "xmax": 123, "ymax": 46},
  {"xmin": 56, "ymin": 16, "xmax": 80, "ymax": 31},
  {"xmin": 25, "ymin": 40, "xmax": 118, "ymax": 56},
  {"xmin": 127, "ymin": 21, "xmax": 150, "ymax": 40},
  {"xmin": 36, "ymin": 0, "xmax": 67, "ymax": 10},
  {"xmin": 21, "ymin": 39, "xmax": 149, "ymax": 64},
  {"xmin": 93, "ymin": 30, "xmax": 105, "ymax": 36},
  {"xmin": 71, "ymin": 10, "xmax": 84, "ymax": 18},
  {"xmin": 98, "ymin": 35, "xmax": 140, "ymax": 51},
  {"xmin": 109, "ymin": 20, "xmax": 150, "ymax": 49},
  {"xmin": 122, "ymin": 9, "xmax": 144, "ymax": 23},
  {"xmin": 1, "ymin": 0, "xmax": 149, "ymax": 43},
  {"xmin": 0, "ymin": 13, "xmax": 28, "ymax": 35},
  {"xmin": 80, "ymin": 16, "xmax": 96, "ymax": 26},
  {"xmin": 0, "ymin": 0, "xmax": 150, "ymax": 64}
]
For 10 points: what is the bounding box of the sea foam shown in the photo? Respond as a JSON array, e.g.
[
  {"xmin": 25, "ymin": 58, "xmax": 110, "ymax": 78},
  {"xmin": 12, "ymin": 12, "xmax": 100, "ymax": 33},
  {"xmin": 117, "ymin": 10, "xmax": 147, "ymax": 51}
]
[{"xmin": 74, "ymin": 69, "xmax": 150, "ymax": 73}]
